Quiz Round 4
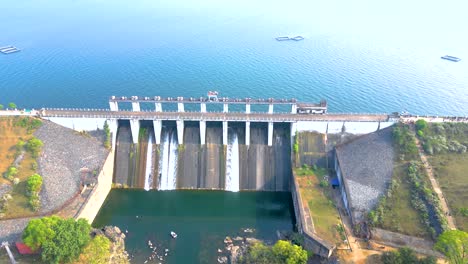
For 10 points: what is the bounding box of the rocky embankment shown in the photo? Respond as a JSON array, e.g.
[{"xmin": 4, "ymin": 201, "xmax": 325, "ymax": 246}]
[
  {"xmin": 35, "ymin": 120, "xmax": 109, "ymax": 213},
  {"xmin": 217, "ymin": 229, "xmax": 263, "ymax": 264}
]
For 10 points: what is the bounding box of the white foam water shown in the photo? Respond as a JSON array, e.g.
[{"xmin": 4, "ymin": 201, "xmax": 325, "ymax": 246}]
[{"xmin": 225, "ymin": 131, "xmax": 240, "ymax": 192}]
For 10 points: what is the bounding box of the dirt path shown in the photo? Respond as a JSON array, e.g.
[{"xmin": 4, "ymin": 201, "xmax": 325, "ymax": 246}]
[{"xmin": 413, "ymin": 130, "xmax": 457, "ymax": 230}]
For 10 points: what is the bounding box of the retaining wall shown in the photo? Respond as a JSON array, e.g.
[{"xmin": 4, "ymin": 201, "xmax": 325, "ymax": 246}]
[
  {"xmin": 75, "ymin": 150, "xmax": 115, "ymax": 223},
  {"xmin": 371, "ymin": 228, "xmax": 443, "ymax": 258},
  {"xmin": 291, "ymin": 171, "xmax": 335, "ymax": 258}
]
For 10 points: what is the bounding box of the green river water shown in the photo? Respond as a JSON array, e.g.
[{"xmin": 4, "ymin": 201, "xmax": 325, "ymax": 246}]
[{"xmin": 93, "ymin": 189, "xmax": 295, "ymax": 264}]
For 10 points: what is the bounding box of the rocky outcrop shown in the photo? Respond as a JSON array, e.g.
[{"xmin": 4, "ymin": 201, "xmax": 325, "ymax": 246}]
[{"xmin": 93, "ymin": 226, "xmax": 129, "ymax": 264}]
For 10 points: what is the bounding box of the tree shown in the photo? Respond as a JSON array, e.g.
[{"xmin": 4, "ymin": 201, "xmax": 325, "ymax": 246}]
[
  {"xmin": 272, "ymin": 240, "xmax": 308, "ymax": 264},
  {"xmin": 41, "ymin": 218, "xmax": 92, "ymax": 264},
  {"xmin": 26, "ymin": 137, "xmax": 43, "ymax": 158},
  {"xmin": 415, "ymin": 119, "xmax": 428, "ymax": 132},
  {"xmin": 0, "ymin": 104, "xmax": 3, "ymax": 110},
  {"xmin": 8, "ymin": 102, "xmax": 17, "ymax": 109},
  {"xmin": 241, "ymin": 240, "xmax": 307, "ymax": 264},
  {"xmin": 103, "ymin": 120, "xmax": 111, "ymax": 149},
  {"xmin": 75, "ymin": 235, "xmax": 111, "ymax": 264},
  {"xmin": 23, "ymin": 216, "xmax": 61, "ymax": 251},
  {"xmin": 435, "ymin": 230, "xmax": 468, "ymax": 264}
]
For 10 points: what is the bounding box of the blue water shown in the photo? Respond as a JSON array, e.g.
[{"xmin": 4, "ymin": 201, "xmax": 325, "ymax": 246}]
[{"xmin": 1, "ymin": 0, "xmax": 468, "ymax": 115}]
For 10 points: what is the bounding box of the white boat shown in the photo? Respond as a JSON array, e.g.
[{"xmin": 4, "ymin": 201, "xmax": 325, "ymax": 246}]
[{"xmin": 170, "ymin": 231, "xmax": 177, "ymax": 238}]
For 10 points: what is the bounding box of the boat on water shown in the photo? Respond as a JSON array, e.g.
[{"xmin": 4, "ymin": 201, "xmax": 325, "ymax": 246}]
[
  {"xmin": 275, "ymin": 36, "xmax": 290, "ymax": 41},
  {"xmin": 170, "ymin": 231, "xmax": 177, "ymax": 238},
  {"xmin": 0, "ymin": 46, "xmax": 21, "ymax": 54},
  {"xmin": 441, "ymin": 55, "xmax": 461, "ymax": 62},
  {"xmin": 290, "ymin": 36, "xmax": 304, "ymax": 41}
]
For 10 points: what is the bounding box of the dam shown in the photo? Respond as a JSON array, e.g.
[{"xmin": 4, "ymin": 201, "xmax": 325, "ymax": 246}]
[{"xmin": 33, "ymin": 93, "xmax": 399, "ymax": 192}]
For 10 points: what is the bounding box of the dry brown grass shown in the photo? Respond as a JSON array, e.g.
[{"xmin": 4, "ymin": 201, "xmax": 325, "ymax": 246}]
[{"xmin": 0, "ymin": 117, "xmax": 42, "ymax": 217}]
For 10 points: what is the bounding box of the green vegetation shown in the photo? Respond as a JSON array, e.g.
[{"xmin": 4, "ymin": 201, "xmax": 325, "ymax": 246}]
[
  {"xmin": 0, "ymin": 117, "xmax": 43, "ymax": 218},
  {"xmin": 0, "ymin": 104, "xmax": 3, "ymax": 110},
  {"xmin": 23, "ymin": 216, "xmax": 95, "ymax": 264},
  {"xmin": 418, "ymin": 122, "xmax": 467, "ymax": 155},
  {"xmin": 8, "ymin": 102, "xmax": 17, "ymax": 109},
  {"xmin": 392, "ymin": 123, "xmax": 419, "ymax": 160},
  {"xmin": 4, "ymin": 166, "xmax": 18, "ymax": 181},
  {"xmin": 103, "ymin": 120, "xmax": 111, "ymax": 149},
  {"xmin": 293, "ymin": 133, "xmax": 299, "ymax": 154},
  {"xmin": 13, "ymin": 117, "xmax": 42, "ymax": 133},
  {"xmin": 75, "ymin": 235, "xmax": 111, "ymax": 264},
  {"xmin": 435, "ymin": 230, "xmax": 468, "ymax": 264},
  {"xmin": 239, "ymin": 240, "xmax": 308, "ymax": 264},
  {"xmin": 294, "ymin": 165, "xmax": 342, "ymax": 244},
  {"xmin": 381, "ymin": 247, "xmax": 436, "ymax": 264},
  {"xmin": 369, "ymin": 123, "xmax": 436, "ymax": 238},
  {"xmin": 23, "ymin": 216, "xmax": 61, "ymax": 250},
  {"xmin": 26, "ymin": 174, "xmax": 43, "ymax": 211},
  {"xmin": 26, "ymin": 137, "xmax": 43, "ymax": 158},
  {"xmin": 416, "ymin": 122, "xmax": 468, "ymax": 231}
]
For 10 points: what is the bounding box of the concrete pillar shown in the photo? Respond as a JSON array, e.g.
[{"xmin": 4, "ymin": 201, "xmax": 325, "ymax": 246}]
[
  {"xmin": 155, "ymin": 103, "xmax": 162, "ymax": 112},
  {"xmin": 176, "ymin": 120, "xmax": 184, "ymax": 144},
  {"xmin": 129, "ymin": 119, "xmax": 140, "ymax": 144},
  {"xmin": 201, "ymin": 103, "xmax": 207, "ymax": 113},
  {"xmin": 132, "ymin": 102, "xmax": 140, "ymax": 112},
  {"xmin": 153, "ymin": 120, "xmax": 162, "ymax": 144},
  {"xmin": 223, "ymin": 121, "xmax": 228, "ymax": 145},
  {"xmin": 109, "ymin": 101, "xmax": 118, "ymax": 111},
  {"xmin": 291, "ymin": 104, "xmax": 297, "ymax": 114},
  {"xmin": 268, "ymin": 104, "xmax": 274, "ymax": 114},
  {"xmin": 223, "ymin": 103, "xmax": 229, "ymax": 113},
  {"xmin": 245, "ymin": 121, "xmax": 250, "ymax": 146},
  {"xmin": 109, "ymin": 119, "xmax": 118, "ymax": 151},
  {"xmin": 268, "ymin": 122, "xmax": 274, "ymax": 146},
  {"xmin": 246, "ymin": 104, "xmax": 251, "ymax": 114},
  {"xmin": 200, "ymin": 121, "xmax": 206, "ymax": 145},
  {"xmin": 178, "ymin": 102, "xmax": 184, "ymax": 112}
]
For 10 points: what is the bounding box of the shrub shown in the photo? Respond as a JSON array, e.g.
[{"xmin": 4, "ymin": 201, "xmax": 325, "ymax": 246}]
[
  {"xmin": 4, "ymin": 166, "xmax": 18, "ymax": 181},
  {"xmin": 27, "ymin": 174, "xmax": 43, "ymax": 194},
  {"xmin": 319, "ymin": 179, "xmax": 329, "ymax": 188},
  {"xmin": 27, "ymin": 137, "xmax": 43, "ymax": 158},
  {"xmin": 103, "ymin": 121, "xmax": 111, "ymax": 149},
  {"xmin": 415, "ymin": 119, "xmax": 428, "ymax": 132},
  {"xmin": 8, "ymin": 102, "xmax": 17, "ymax": 109}
]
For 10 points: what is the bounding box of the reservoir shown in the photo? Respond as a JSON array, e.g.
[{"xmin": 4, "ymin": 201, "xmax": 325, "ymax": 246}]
[{"xmin": 93, "ymin": 190, "xmax": 295, "ymax": 264}]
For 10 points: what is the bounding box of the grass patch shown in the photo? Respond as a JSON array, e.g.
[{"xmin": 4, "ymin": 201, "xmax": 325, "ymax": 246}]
[
  {"xmin": 294, "ymin": 168, "xmax": 342, "ymax": 245},
  {"xmin": 370, "ymin": 123, "xmax": 431, "ymax": 238},
  {"xmin": 429, "ymin": 153, "xmax": 468, "ymax": 231},
  {"xmin": 374, "ymin": 163, "xmax": 430, "ymax": 238},
  {"xmin": 0, "ymin": 117, "xmax": 42, "ymax": 218}
]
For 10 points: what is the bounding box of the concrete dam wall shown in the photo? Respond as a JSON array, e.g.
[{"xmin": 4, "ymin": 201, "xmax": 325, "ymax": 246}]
[{"xmin": 112, "ymin": 121, "xmax": 292, "ymax": 191}]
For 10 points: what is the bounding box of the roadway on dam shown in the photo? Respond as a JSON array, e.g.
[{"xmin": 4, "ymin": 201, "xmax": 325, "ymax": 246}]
[{"xmin": 41, "ymin": 109, "xmax": 390, "ymax": 122}]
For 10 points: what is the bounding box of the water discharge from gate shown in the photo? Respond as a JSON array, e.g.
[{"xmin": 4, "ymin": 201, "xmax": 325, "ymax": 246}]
[
  {"xmin": 144, "ymin": 133, "xmax": 153, "ymax": 190},
  {"xmin": 225, "ymin": 130, "xmax": 240, "ymax": 192},
  {"xmin": 158, "ymin": 129, "xmax": 178, "ymax": 190}
]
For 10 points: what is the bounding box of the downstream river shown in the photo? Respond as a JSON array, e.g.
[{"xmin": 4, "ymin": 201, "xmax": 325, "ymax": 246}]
[{"xmin": 93, "ymin": 190, "xmax": 295, "ymax": 264}]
